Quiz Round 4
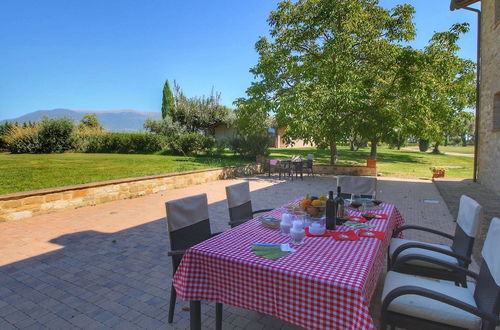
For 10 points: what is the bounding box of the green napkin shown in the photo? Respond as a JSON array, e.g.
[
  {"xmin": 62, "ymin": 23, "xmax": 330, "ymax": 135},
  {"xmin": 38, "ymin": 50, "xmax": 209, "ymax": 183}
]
[{"xmin": 252, "ymin": 244, "xmax": 291, "ymax": 260}]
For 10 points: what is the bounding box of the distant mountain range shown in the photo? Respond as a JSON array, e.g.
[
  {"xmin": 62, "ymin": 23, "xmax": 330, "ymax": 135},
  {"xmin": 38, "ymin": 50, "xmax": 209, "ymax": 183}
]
[{"xmin": 0, "ymin": 109, "xmax": 162, "ymax": 132}]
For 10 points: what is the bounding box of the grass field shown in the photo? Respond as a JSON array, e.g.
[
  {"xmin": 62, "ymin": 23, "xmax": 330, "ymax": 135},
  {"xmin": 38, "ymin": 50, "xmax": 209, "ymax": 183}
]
[
  {"xmin": 269, "ymin": 146, "xmax": 473, "ymax": 179},
  {"xmin": 0, "ymin": 146, "xmax": 473, "ymax": 194},
  {"xmin": 0, "ymin": 152, "xmax": 248, "ymax": 195},
  {"xmin": 404, "ymin": 145, "xmax": 475, "ymax": 154},
  {"xmin": 438, "ymin": 145, "xmax": 475, "ymax": 154}
]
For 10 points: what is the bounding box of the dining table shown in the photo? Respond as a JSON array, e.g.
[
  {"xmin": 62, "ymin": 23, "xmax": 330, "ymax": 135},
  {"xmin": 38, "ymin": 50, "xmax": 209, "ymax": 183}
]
[{"xmin": 172, "ymin": 198, "xmax": 405, "ymax": 329}]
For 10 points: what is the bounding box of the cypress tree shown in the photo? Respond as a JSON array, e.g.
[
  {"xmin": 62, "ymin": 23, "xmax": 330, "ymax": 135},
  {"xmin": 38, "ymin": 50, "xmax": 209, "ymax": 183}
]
[{"xmin": 161, "ymin": 79, "xmax": 174, "ymax": 119}]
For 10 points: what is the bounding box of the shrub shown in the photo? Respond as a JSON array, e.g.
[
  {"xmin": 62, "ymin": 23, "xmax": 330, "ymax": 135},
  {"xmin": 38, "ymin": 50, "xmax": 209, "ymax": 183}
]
[
  {"xmin": 418, "ymin": 139, "xmax": 430, "ymax": 152},
  {"xmin": 70, "ymin": 126, "xmax": 105, "ymax": 152},
  {"xmin": 168, "ymin": 132, "xmax": 215, "ymax": 155},
  {"xmin": 86, "ymin": 132, "xmax": 167, "ymax": 153},
  {"xmin": 5, "ymin": 124, "xmax": 42, "ymax": 153},
  {"xmin": 215, "ymin": 139, "xmax": 229, "ymax": 155},
  {"xmin": 228, "ymin": 133, "xmax": 273, "ymax": 159},
  {"xmin": 38, "ymin": 117, "xmax": 74, "ymax": 153}
]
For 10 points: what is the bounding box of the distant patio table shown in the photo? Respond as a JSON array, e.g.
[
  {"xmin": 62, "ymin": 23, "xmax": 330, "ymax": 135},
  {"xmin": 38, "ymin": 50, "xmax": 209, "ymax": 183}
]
[{"xmin": 173, "ymin": 199, "xmax": 405, "ymax": 330}]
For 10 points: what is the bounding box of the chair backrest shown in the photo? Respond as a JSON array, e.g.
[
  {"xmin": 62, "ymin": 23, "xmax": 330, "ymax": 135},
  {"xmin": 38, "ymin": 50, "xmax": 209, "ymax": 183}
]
[
  {"xmin": 451, "ymin": 195, "xmax": 482, "ymax": 262},
  {"xmin": 473, "ymin": 217, "xmax": 500, "ymax": 330},
  {"xmin": 165, "ymin": 194, "xmax": 212, "ymax": 268},
  {"xmin": 226, "ymin": 182, "xmax": 254, "ymax": 226},
  {"xmin": 291, "ymin": 155, "xmax": 302, "ymax": 162},
  {"xmin": 337, "ymin": 176, "xmax": 377, "ymax": 198}
]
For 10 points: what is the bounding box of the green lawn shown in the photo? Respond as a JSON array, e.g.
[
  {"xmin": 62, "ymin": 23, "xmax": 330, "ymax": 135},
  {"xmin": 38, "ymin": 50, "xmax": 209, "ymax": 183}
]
[
  {"xmin": 404, "ymin": 145, "xmax": 475, "ymax": 154},
  {"xmin": 0, "ymin": 146, "xmax": 473, "ymax": 195},
  {"xmin": 269, "ymin": 146, "xmax": 473, "ymax": 179},
  {"xmin": 438, "ymin": 145, "xmax": 475, "ymax": 154},
  {"xmin": 0, "ymin": 152, "xmax": 248, "ymax": 195}
]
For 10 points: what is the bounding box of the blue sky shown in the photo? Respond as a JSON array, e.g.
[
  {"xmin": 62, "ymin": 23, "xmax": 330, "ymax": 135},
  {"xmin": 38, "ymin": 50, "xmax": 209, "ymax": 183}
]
[{"xmin": 0, "ymin": 0, "xmax": 479, "ymax": 120}]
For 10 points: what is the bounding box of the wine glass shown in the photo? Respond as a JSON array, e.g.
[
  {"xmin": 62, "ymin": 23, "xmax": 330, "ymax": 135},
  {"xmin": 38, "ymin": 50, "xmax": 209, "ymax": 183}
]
[{"xmin": 350, "ymin": 193, "xmax": 362, "ymax": 210}]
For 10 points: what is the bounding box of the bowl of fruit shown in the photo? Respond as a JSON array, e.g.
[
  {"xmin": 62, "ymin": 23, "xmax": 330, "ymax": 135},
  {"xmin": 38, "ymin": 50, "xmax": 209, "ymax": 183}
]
[{"xmin": 300, "ymin": 194, "xmax": 327, "ymax": 218}]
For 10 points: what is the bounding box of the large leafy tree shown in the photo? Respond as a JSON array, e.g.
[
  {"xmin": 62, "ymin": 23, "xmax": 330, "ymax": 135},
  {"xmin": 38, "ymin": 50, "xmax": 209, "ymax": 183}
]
[
  {"xmin": 404, "ymin": 24, "xmax": 475, "ymax": 153},
  {"xmin": 161, "ymin": 79, "xmax": 174, "ymax": 119},
  {"xmin": 236, "ymin": 0, "xmax": 415, "ymax": 164}
]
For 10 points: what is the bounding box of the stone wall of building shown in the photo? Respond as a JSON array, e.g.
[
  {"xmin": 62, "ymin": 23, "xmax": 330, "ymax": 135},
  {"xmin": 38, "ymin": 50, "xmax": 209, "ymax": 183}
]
[
  {"xmin": 477, "ymin": 0, "xmax": 500, "ymax": 195},
  {"xmin": 0, "ymin": 164, "xmax": 261, "ymax": 222}
]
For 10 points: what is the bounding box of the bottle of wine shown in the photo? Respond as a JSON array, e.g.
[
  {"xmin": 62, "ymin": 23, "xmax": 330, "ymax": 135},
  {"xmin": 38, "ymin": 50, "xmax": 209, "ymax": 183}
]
[
  {"xmin": 326, "ymin": 190, "xmax": 336, "ymax": 230},
  {"xmin": 334, "ymin": 186, "xmax": 345, "ymax": 221}
]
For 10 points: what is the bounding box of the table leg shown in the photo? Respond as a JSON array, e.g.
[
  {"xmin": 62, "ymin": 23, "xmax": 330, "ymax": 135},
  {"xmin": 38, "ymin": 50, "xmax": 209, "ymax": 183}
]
[
  {"xmin": 215, "ymin": 302, "xmax": 222, "ymax": 330},
  {"xmin": 190, "ymin": 300, "xmax": 201, "ymax": 330}
]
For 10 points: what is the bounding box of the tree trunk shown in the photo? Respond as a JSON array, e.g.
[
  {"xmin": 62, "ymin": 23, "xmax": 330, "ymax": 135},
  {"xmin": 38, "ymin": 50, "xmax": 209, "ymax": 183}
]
[
  {"xmin": 349, "ymin": 139, "xmax": 355, "ymax": 151},
  {"xmin": 461, "ymin": 134, "xmax": 467, "ymax": 147},
  {"xmin": 432, "ymin": 142, "xmax": 441, "ymax": 154},
  {"xmin": 444, "ymin": 136, "xmax": 448, "ymax": 146},
  {"xmin": 329, "ymin": 140, "xmax": 337, "ymax": 165},
  {"xmin": 370, "ymin": 138, "xmax": 378, "ymax": 158}
]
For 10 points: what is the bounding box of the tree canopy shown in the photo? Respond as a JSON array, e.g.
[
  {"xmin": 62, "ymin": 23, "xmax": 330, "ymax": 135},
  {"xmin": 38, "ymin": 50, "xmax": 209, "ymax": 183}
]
[{"xmin": 236, "ymin": 0, "xmax": 475, "ymax": 163}]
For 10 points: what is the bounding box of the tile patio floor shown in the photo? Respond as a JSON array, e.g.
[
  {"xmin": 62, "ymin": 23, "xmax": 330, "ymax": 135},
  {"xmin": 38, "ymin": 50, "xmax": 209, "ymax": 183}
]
[{"xmin": 0, "ymin": 176, "xmax": 458, "ymax": 329}]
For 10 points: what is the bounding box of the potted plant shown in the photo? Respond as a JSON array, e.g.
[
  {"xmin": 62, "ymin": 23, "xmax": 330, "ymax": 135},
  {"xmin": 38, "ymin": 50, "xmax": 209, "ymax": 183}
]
[{"xmin": 430, "ymin": 167, "xmax": 446, "ymax": 180}]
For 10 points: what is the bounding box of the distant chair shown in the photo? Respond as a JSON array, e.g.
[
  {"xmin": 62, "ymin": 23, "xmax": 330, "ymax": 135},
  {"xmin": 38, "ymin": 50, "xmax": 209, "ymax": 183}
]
[
  {"xmin": 388, "ymin": 195, "xmax": 482, "ymax": 287},
  {"xmin": 165, "ymin": 193, "xmax": 222, "ymax": 326},
  {"xmin": 305, "ymin": 154, "xmax": 314, "ymax": 176},
  {"xmin": 291, "ymin": 155, "xmax": 304, "ymax": 180},
  {"xmin": 380, "ymin": 217, "xmax": 500, "ymax": 330},
  {"xmin": 337, "ymin": 175, "xmax": 377, "ymax": 199},
  {"xmin": 225, "ymin": 182, "xmax": 273, "ymax": 228}
]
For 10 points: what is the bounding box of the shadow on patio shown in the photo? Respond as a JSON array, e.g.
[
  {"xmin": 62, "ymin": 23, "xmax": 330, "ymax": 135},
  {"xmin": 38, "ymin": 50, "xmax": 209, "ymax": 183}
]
[{"xmin": 0, "ymin": 176, "xmax": 457, "ymax": 329}]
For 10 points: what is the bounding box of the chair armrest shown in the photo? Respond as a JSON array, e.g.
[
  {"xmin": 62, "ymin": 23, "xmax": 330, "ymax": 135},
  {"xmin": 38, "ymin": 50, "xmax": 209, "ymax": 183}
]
[
  {"xmin": 252, "ymin": 209, "xmax": 273, "ymax": 215},
  {"xmin": 390, "ymin": 242, "xmax": 471, "ymax": 266},
  {"xmin": 392, "ymin": 254, "xmax": 478, "ymax": 280},
  {"xmin": 393, "ymin": 225, "xmax": 454, "ymax": 240},
  {"xmin": 168, "ymin": 250, "xmax": 186, "ymax": 257},
  {"xmin": 382, "ymin": 285, "xmax": 499, "ymax": 324}
]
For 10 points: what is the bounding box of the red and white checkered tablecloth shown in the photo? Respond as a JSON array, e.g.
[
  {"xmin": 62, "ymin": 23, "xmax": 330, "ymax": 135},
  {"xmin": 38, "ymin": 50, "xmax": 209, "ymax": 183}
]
[{"xmin": 173, "ymin": 199, "xmax": 405, "ymax": 330}]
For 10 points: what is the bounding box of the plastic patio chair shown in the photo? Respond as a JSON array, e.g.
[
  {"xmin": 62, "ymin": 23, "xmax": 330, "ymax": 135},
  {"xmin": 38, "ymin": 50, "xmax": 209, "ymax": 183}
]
[
  {"xmin": 380, "ymin": 217, "xmax": 500, "ymax": 330},
  {"xmin": 388, "ymin": 195, "xmax": 482, "ymax": 287},
  {"xmin": 165, "ymin": 193, "xmax": 223, "ymax": 328},
  {"xmin": 225, "ymin": 181, "xmax": 273, "ymax": 228}
]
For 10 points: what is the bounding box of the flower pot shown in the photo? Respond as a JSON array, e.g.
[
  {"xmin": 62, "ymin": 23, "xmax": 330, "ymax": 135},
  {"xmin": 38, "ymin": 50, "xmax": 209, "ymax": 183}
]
[
  {"xmin": 367, "ymin": 159, "xmax": 377, "ymax": 168},
  {"xmin": 431, "ymin": 168, "xmax": 446, "ymax": 180}
]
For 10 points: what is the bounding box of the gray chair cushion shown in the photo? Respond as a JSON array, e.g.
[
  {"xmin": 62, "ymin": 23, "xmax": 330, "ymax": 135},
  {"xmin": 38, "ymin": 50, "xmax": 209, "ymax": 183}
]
[
  {"xmin": 165, "ymin": 193, "xmax": 209, "ymax": 232},
  {"xmin": 337, "ymin": 175, "xmax": 377, "ymax": 196},
  {"xmin": 482, "ymin": 217, "xmax": 500, "ymax": 286},
  {"xmin": 456, "ymin": 195, "xmax": 482, "ymax": 238},
  {"xmin": 225, "ymin": 182, "xmax": 251, "ymax": 208},
  {"xmin": 389, "ymin": 238, "xmax": 458, "ymax": 270},
  {"xmin": 382, "ymin": 271, "xmax": 481, "ymax": 329}
]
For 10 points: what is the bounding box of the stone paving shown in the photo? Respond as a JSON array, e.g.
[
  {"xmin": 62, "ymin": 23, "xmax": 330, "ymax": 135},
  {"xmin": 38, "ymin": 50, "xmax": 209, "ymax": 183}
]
[
  {"xmin": 435, "ymin": 178, "xmax": 500, "ymax": 266},
  {"xmin": 0, "ymin": 175, "xmax": 458, "ymax": 329}
]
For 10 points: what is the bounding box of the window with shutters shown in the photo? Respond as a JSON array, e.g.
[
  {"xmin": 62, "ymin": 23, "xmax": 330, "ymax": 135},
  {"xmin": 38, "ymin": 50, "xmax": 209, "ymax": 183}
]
[{"xmin": 494, "ymin": 92, "xmax": 500, "ymax": 131}]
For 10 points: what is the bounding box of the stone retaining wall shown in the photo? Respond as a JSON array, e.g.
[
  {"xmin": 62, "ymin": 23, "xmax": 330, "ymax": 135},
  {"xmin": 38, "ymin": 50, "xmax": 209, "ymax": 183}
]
[
  {"xmin": 0, "ymin": 163, "xmax": 261, "ymax": 222},
  {"xmin": 313, "ymin": 165, "xmax": 376, "ymax": 176}
]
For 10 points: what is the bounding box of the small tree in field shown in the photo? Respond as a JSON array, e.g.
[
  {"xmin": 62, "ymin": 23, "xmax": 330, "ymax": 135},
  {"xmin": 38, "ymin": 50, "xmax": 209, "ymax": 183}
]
[{"xmin": 78, "ymin": 114, "xmax": 103, "ymax": 131}]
